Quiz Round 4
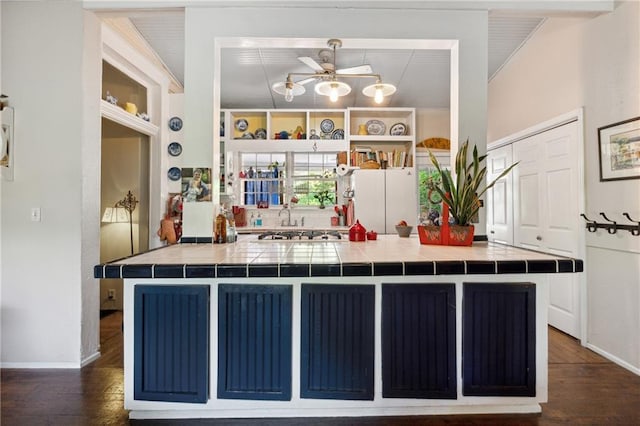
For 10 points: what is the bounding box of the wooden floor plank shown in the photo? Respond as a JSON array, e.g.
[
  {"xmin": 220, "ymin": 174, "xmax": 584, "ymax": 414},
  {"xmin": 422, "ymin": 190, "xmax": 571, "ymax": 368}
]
[{"xmin": 1, "ymin": 312, "xmax": 639, "ymax": 425}]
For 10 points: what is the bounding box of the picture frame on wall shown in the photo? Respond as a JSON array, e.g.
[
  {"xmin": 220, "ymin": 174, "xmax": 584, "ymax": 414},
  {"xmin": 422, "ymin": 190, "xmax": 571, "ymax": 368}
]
[
  {"xmin": 1, "ymin": 106, "xmax": 15, "ymax": 181},
  {"xmin": 598, "ymin": 116, "xmax": 640, "ymax": 182}
]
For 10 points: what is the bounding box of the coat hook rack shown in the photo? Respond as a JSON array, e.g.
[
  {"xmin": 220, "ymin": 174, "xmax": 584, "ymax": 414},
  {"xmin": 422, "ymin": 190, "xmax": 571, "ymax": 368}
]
[
  {"xmin": 622, "ymin": 213, "xmax": 640, "ymax": 236},
  {"xmin": 580, "ymin": 212, "xmax": 640, "ymax": 236}
]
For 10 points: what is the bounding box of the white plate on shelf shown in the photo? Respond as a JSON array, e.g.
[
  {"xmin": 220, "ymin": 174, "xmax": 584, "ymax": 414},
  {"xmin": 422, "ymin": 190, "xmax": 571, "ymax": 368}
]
[
  {"xmin": 366, "ymin": 119, "xmax": 386, "ymax": 135},
  {"xmin": 389, "ymin": 122, "xmax": 407, "ymax": 136},
  {"xmin": 254, "ymin": 128, "xmax": 267, "ymax": 139},
  {"xmin": 234, "ymin": 118, "xmax": 249, "ymax": 132},
  {"xmin": 332, "ymin": 129, "xmax": 345, "ymax": 139},
  {"xmin": 320, "ymin": 119, "xmax": 335, "ymax": 134}
]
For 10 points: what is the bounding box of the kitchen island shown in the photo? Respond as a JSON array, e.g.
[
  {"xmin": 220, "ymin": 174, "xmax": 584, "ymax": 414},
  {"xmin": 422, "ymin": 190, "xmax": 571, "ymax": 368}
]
[{"xmin": 94, "ymin": 235, "xmax": 583, "ymax": 420}]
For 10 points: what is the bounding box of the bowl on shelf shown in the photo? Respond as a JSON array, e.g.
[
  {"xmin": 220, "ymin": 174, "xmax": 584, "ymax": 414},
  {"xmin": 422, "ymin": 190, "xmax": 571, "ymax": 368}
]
[{"xmin": 395, "ymin": 225, "xmax": 413, "ymax": 237}]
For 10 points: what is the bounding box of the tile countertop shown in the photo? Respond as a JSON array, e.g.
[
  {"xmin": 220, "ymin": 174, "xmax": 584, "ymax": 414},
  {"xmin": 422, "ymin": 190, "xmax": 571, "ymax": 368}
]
[{"xmin": 94, "ymin": 235, "xmax": 583, "ymax": 279}]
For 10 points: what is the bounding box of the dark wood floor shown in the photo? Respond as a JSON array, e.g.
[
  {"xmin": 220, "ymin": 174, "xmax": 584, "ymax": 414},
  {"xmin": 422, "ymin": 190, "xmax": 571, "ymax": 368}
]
[{"xmin": 2, "ymin": 311, "xmax": 639, "ymax": 425}]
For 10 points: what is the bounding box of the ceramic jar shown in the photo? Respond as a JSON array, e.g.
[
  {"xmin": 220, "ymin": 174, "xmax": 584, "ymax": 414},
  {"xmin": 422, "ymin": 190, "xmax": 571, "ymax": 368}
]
[{"xmin": 349, "ymin": 220, "xmax": 367, "ymax": 242}]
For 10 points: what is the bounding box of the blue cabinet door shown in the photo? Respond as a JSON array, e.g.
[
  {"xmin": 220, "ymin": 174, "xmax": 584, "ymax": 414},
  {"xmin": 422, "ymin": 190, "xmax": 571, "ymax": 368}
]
[
  {"xmin": 301, "ymin": 284, "xmax": 375, "ymax": 400},
  {"xmin": 382, "ymin": 283, "xmax": 457, "ymax": 399},
  {"xmin": 134, "ymin": 285, "xmax": 209, "ymax": 403},
  {"xmin": 218, "ymin": 284, "xmax": 292, "ymax": 400},
  {"xmin": 463, "ymin": 283, "xmax": 536, "ymax": 396}
]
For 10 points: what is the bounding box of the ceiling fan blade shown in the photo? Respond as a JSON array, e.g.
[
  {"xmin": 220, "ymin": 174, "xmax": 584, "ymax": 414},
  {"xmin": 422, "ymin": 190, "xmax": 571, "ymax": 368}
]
[
  {"xmin": 296, "ymin": 77, "xmax": 317, "ymax": 86},
  {"xmin": 337, "ymin": 64, "xmax": 373, "ymax": 74},
  {"xmin": 298, "ymin": 56, "xmax": 324, "ymax": 72}
]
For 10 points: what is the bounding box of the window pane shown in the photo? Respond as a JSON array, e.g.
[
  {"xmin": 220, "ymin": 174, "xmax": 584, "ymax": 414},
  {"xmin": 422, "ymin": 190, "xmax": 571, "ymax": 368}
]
[
  {"xmin": 292, "ymin": 153, "xmax": 337, "ymax": 206},
  {"xmin": 239, "ymin": 153, "xmax": 285, "ymax": 206}
]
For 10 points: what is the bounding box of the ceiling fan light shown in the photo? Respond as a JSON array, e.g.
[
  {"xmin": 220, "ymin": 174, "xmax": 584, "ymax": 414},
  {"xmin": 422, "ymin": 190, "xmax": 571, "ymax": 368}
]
[
  {"xmin": 272, "ymin": 80, "xmax": 305, "ymax": 100},
  {"xmin": 362, "ymin": 82, "xmax": 396, "ymax": 103},
  {"xmin": 315, "ymin": 80, "xmax": 351, "ymax": 101}
]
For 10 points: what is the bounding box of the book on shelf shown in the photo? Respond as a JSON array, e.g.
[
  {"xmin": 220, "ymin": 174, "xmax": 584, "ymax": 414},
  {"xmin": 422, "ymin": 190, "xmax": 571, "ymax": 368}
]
[{"xmin": 349, "ymin": 148, "xmax": 413, "ymax": 168}]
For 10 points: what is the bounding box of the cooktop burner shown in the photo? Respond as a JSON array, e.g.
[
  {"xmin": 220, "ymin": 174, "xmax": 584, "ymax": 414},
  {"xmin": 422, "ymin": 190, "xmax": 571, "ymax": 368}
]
[{"xmin": 257, "ymin": 230, "xmax": 343, "ymax": 240}]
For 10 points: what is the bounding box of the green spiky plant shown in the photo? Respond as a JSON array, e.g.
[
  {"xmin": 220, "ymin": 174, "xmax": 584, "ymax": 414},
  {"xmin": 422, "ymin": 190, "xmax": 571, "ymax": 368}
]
[{"xmin": 428, "ymin": 139, "xmax": 518, "ymax": 226}]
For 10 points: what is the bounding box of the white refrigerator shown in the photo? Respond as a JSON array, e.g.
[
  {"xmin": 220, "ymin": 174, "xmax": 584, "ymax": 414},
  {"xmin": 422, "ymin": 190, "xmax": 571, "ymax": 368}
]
[{"xmin": 351, "ymin": 168, "xmax": 418, "ymax": 234}]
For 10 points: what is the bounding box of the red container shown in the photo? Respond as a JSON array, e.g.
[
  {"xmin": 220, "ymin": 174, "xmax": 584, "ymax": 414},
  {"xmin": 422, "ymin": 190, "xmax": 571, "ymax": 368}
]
[
  {"xmin": 418, "ymin": 225, "xmax": 443, "ymax": 245},
  {"xmin": 447, "ymin": 225, "xmax": 475, "ymax": 246},
  {"xmin": 349, "ymin": 220, "xmax": 367, "ymax": 242},
  {"xmin": 366, "ymin": 230, "xmax": 377, "ymax": 240},
  {"xmin": 417, "ymin": 201, "xmax": 474, "ymax": 246}
]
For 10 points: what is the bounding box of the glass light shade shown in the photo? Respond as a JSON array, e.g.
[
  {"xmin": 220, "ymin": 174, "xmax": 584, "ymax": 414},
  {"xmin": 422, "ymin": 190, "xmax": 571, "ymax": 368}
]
[
  {"xmin": 315, "ymin": 80, "xmax": 351, "ymax": 102},
  {"xmin": 362, "ymin": 82, "xmax": 397, "ymax": 104},
  {"xmin": 272, "ymin": 80, "xmax": 305, "ymax": 101},
  {"xmin": 101, "ymin": 206, "xmax": 129, "ymax": 223}
]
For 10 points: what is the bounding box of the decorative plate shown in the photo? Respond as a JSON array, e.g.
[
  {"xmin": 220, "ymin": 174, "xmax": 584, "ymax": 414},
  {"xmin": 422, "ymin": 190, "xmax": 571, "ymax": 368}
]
[
  {"xmin": 167, "ymin": 167, "xmax": 181, "ymax": 181},
  {"xmin": 309, "ymin": 129, "xmax": 320, "ymax": 139},
  {"xmin": 389, "ymin": 122, "xmax": 407, "ymax": 136},
  {"xmin": 234, "ymin": 118, "xmax": 249, "ymax": 132},
  {"xmin": 254, "ymin": 128, "xmax": 267, "ymax": 139},
  {"xmin": 366, "ymin": 119, "xmax": 386, "ymax": 136},
  {"xmin": 167, "ymin": 142, "xmax": 182, "ymax": 157},
  {"xmin": 320, "ymin": 119, "xmax": 335, "ymax": 134},
  {"xmin": 240, "ymin": 131, "xmax": 255, "ymax": 139},
  {"xmin": 168, "ymin": 116, "xmax": 183, "ymax": 131},
  {"xmin": 331, "ymin": 129, "xmax": 345, "ymax": 139}
]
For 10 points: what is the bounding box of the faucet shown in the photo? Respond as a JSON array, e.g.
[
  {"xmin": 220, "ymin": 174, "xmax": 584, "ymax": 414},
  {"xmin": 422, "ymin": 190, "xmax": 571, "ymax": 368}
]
[{"xmin": 279, "ymin": 206, "xmax": 292, "ymax": 227}]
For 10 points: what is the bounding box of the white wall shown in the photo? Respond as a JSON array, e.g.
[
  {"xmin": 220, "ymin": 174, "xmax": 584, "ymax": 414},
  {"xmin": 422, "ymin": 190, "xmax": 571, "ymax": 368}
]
[
  {"xmin": 0, "ymin": 2, "xmax": 97, "ymax": 367},
  {"xmin": 488, "ymin": 2, "xmax": 640, "ymax": 373},
  {"xmin": 182, "ymin": 6, "xmax": 488, "ymax": 236}
]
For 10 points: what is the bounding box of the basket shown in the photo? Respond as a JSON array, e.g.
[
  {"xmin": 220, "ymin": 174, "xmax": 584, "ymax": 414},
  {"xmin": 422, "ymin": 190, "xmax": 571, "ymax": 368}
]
[
  {"xmin": 417, "ymin": 199, "xmax": 474, "ymax": 246},
  {"xmin": 360, "ymin": 160, "xmax": 381, "ymax": 169}
]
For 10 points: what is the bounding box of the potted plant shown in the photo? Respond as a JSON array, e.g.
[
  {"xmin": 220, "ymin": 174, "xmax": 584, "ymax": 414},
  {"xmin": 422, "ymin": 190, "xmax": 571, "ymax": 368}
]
[
  {"xmin": 314, "ymin": 189, "xmax": 333, "ymax": 209},
  {"xmin": 424, "ymin": 139, "xmax": 518, "ymax": 245}
]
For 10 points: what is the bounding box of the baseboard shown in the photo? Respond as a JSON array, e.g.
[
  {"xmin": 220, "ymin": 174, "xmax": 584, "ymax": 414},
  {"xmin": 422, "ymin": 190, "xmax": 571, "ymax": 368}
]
[
  {"xmin": 586, "ymin": 343, "xmax": 640, "ymax": 376},
  {"xmin": 81, "ymin": 350, "xmax": 101, "ymax": 367},
  {"xmin": 0, "ymin": 361, "xmax": 80, "ymax": 369}
]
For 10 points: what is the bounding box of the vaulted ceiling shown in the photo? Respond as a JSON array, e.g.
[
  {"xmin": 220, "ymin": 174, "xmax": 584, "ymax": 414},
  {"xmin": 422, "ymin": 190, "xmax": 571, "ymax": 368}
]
[{"xmin": 96, "ymin": 3, "xmax": 605, "ymax": 110}]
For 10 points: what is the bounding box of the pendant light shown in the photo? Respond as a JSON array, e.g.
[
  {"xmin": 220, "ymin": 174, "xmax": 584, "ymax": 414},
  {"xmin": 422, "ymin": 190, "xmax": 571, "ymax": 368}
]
[
  {"xmin": 272, "ymin": 77, "xmax": 305, "ymax": 102},
  {"xmin": 314, "ymin": 80, "xmax": 351, "ymax": 102},
  {"xmin": 362, "ymin": 81, "xmax": 397, "ymax": 104}
]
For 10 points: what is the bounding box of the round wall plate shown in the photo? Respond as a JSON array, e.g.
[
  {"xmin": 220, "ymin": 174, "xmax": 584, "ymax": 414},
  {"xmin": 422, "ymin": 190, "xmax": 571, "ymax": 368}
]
[
  {"xmin": 168, "ymin": 116, "xmax": 183, "ymax": 131},
  {"xmin": 167, "ymin": 167, "xmax": 181, "ymax": 181},
  {"xmin": 168, "ymin": 142, "xmax": 182, "ymax": 156}
]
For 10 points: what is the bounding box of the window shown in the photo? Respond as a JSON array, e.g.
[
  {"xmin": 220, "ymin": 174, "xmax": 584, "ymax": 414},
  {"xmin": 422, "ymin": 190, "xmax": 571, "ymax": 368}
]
[
  {"xmin": 238, "ymin": 152, "xmax": 337, "ymax": 207},
  {"xmin": 239, "ymin": 153, "xmax": 285, "ymax": 206},
  {"xmin": 416, "ymin": 151, "xmax": 449, "ymax": 223},
  {"xmin": 292, "ymin": 153, "xmax": 338, "ymax": 207}
]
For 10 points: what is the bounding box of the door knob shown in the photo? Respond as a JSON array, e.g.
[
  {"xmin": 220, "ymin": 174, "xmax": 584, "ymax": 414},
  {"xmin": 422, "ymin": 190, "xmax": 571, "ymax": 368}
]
[{"xmin": 536, "ymin": 235, "xmax": 542, "ymax": 241}]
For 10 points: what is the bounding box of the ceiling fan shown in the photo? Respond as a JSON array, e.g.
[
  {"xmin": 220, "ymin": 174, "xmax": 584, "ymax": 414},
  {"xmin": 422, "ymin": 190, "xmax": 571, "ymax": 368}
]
[
  {"xmin": 295, "ymin": 39, "xmax": 373, "ymax": 86},
  {"xmin": 272, "ymin": 39, "xmax": 396, "ymax": 103}
]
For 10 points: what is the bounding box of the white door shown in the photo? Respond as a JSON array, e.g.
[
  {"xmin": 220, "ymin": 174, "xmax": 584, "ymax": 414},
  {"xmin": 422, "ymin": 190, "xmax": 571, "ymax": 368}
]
[
  {"xmin": 512, "ymin": 121, "xmax": 582, "ymax": 337},
  {"xmin": 487, "ymin": 144, "xmax": 514, "ymax": 245},
  {"xmin": 385, "ymin": 168, "xmax": 417, "ymax": 233}
]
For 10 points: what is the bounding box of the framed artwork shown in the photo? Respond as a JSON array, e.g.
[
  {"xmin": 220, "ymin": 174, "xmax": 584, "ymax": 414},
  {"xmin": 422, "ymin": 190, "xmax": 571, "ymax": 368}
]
[
  {"xmin": 1, "ymin": 107, "xmax": 15, "ymax": 181},
  {"xmin": 181, "ymin": 167, "xmax": 212, "ymax": 202},
  {"xmin": 598, "ymin": 117, "xmax": 640, "ymax": 182}
]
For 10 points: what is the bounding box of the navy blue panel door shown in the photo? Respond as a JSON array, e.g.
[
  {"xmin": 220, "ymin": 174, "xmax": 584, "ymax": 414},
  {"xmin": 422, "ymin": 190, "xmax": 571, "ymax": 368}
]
[
  {"xmin": 218, "ymin": 284, "xmax": 292, "ymax": 400},
  {"xmin": 463, "ymin": 283, "xmax": 536, "ymax": 397},
  {"xmin": 301, "ymin": 284, "xmax": 375, "ymax": 400},
  {"xmin": 134, "ymin": 285, "xmax": 209, "ymax": 403},
  {"xmin": 382, "ymin": 284, "xmax": 457, "ymax": 399}
]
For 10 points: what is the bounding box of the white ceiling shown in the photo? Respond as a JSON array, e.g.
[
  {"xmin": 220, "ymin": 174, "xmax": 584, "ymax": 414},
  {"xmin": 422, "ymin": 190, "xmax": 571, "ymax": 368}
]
[
  {"xmin": 129, "ymin": 10, "xmax": 544, "ymax": 108},
  {"xmin": 126, "ymin": 12, "xmax": 546, "ymax": 109}
]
